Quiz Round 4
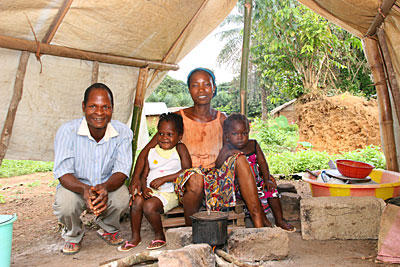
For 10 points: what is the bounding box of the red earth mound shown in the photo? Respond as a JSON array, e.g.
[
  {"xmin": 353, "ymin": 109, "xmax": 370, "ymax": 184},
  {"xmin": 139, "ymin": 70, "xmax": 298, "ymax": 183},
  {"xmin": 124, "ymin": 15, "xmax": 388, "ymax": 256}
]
[{"xmin": 296, "ymin": 93, "xmax": 380, "ymax": 154}]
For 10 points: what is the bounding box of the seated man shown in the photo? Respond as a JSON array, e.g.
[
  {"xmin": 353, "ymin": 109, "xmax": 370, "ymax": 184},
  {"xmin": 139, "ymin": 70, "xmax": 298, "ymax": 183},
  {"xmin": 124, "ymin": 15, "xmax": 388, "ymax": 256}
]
[{"xmin": 53, "ymin": 83, "xmax": 132, "ymax": 255}]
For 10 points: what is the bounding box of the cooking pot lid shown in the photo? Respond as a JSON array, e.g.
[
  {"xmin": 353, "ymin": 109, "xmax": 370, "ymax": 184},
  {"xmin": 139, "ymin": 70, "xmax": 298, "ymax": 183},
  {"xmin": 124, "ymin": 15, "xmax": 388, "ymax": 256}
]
[{"xmin": 191, "ymin": 211, "xmax": 229, "ymax": 221}]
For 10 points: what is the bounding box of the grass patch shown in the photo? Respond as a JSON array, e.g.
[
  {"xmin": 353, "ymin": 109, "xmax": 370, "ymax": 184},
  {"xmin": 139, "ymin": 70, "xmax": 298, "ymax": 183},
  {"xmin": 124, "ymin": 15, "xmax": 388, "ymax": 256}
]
[
  {"xmin": 0, "ymin": 160, "xmax": 53, "ymax": 178},
  {"xmin": 48, "ymin": 180, "xmax": 59, "ymax": 187},
  {"xmin": 27, "ymin": 180, "xmax": 41, "ymax": 187}
]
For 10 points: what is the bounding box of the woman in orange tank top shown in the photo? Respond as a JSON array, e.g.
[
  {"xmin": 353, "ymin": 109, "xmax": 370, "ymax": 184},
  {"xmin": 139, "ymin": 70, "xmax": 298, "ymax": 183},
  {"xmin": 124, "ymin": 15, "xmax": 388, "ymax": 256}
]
[{"xmin": 130, "ymin": 68, "xmax": 266, "ymax": 228}]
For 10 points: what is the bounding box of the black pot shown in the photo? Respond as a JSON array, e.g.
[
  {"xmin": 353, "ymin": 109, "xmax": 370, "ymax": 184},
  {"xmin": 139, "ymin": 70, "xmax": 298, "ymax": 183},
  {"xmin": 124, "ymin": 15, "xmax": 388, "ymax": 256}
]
[{"xmin": 191, "ymin": 211, "xmax": 228, "ymax": 246}]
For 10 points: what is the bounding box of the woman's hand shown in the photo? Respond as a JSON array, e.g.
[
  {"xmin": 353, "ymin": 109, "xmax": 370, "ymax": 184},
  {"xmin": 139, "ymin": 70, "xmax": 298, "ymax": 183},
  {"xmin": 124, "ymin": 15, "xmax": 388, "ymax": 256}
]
[
  {"xmin": 263, "ymin": 178, "xmax": 277, "ymax": 192},
  {"xmin": 129, "ymin": 178, "xmax": 142, "ymax": 199},
  {"xmin": 150, "ymin": 177, "xmax": 166, "ymax": 190}
]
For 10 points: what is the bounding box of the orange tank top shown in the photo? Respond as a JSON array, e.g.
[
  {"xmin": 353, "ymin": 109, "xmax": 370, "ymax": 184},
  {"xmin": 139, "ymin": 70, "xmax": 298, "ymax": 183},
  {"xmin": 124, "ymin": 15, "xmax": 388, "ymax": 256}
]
[{"xmin": 180, "ymin": 109, "xmax": 223, "ymax": 168}]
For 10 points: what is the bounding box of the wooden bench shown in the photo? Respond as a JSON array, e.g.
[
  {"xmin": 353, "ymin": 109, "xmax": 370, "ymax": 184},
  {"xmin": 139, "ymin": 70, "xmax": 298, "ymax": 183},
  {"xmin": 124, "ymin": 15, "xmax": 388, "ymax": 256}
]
[{"xmin": 162, "ymin": 201, "xmax": 246, "ymax": 228}]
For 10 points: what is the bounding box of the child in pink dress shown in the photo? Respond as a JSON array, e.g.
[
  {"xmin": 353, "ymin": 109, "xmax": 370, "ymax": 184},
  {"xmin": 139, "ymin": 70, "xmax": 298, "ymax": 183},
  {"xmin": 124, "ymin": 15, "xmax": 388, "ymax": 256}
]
[{"xmin": 216, "ymin": 113, "xmax": 295, "ymax": 231}]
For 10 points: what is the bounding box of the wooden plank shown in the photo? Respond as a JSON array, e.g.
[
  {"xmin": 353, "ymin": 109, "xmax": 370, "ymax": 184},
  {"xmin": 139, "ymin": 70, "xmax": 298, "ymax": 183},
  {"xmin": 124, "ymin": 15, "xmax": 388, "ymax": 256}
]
[{"xmin": 162, "ymin": 217, "xmax": 186, "ymax": 228}]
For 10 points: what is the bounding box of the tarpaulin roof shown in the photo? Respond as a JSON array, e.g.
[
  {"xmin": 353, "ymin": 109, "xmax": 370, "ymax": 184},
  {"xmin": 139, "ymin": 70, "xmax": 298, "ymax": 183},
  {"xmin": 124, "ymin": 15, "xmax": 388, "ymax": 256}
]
[{"xmin": 0, "ymin": 0, "xmax": 237, "ymax": 161}]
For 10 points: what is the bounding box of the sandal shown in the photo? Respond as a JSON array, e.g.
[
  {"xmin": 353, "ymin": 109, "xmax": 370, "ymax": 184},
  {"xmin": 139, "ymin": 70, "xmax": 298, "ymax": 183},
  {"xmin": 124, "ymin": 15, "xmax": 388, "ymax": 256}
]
[
  {"xmin": 117, "ymin": 241, "xmax": 142, "ymax": 252},
  {"xmin": 146, "ymin": 239, "xmax": 166, "ymax": 250},
  {"xmin": 97, "ymin": 229, "xmax": 124, "ymax": 246},
  {"xmin": 62, "ymin": 241, "xmax": 81, "ymax": 255}
]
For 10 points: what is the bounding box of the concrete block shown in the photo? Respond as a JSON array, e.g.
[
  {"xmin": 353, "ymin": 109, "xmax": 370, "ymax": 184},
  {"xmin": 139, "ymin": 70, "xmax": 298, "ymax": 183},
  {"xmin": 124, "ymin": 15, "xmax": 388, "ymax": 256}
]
[
  {"xmin": 227, "ymin": 227, "xmax": 289, "ymax": 261},
  {"xmin": 301, "ymin": 196, "xmax": 385, "ymax": 240},
  {"xmin": 281, "ymin": 192, "xmax": 301, "ymax": 221},
  {"xmin": 158, "ymin": 244, "xmax": 215, "ymax": 267},
  {"xmin": 165, "ymin": 227, "xmax": 192, "ymax": 250}
]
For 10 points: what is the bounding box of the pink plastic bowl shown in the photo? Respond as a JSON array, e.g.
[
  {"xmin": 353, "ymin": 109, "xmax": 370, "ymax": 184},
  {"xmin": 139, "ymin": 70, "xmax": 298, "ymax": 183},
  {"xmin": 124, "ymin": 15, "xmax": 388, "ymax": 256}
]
[{"xmin": 336, "ymin": 159, "xmax": 374, "ymax": 179}]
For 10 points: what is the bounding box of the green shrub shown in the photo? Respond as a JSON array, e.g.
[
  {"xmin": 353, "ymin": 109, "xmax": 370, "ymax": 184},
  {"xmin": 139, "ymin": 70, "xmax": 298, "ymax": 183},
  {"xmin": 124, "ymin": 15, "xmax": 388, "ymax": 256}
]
[
  {"xmin": 338, "ymin": 145, "xmax": 386, "ymax": 169},
  {"xmin": 267, "ymin": 145, "xmax": 386, "ymax": 177},
  {"xmin": 268, "ymin": 150, "xmax": 333, "ymax": 175},
  {"xmin": 251, "ymin": 116, "xmax": 298, "ymax": 154},
  {"xmin": 0, "ymin": 160, "xmax": 53, "ymax": 178}
]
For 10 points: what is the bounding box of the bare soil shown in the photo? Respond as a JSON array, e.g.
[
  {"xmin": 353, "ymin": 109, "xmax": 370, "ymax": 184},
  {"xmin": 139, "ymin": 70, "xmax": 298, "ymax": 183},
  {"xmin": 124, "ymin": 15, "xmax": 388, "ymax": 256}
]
[
  {"xmin": 0, "ymin": 172, "xmax": 392, "ymax": 267},
  {"xmin": 296, "ymin": 93, "xmax": 380, "ymax": 154}
]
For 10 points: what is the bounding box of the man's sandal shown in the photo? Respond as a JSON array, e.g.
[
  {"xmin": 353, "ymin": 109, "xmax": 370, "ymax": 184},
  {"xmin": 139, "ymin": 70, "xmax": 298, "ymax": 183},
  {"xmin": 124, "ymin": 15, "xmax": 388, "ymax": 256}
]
[
  {"xmin": 117, "ymin": 241, "xmax": 142, "ymax": 252},
  {"xmin": 62, "ymin": 241, "xmax": 81, "ymax": 255},
  {"xmin": 146, "ymin": 239, "xmax": 166, "ymax": 250},
  {"xmin": 97, "ymin": 229, "xmax": 124, "ymax": 246}
]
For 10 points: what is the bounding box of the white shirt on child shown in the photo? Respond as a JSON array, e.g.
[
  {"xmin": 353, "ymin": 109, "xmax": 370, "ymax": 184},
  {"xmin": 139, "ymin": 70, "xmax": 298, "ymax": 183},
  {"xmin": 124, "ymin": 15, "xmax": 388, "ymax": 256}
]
[{"xmin": 146, "ymin": 145, "xmax": 181, "ymax": 192}]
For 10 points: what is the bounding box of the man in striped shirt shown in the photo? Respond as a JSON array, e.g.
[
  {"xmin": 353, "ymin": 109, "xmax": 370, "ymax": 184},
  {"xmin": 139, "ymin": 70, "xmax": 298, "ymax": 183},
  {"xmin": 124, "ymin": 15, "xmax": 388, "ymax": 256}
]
[{"xmin": 53, "ymin": 83, "xmax": 132, "ymax": 255}]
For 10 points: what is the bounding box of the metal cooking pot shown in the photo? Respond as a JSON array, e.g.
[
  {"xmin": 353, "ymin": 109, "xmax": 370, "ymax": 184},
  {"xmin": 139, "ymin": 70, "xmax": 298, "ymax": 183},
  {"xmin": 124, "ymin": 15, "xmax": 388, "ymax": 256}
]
[{"xmin": 190, "ymin": 211, "xmax": 228, "ymax": 246}]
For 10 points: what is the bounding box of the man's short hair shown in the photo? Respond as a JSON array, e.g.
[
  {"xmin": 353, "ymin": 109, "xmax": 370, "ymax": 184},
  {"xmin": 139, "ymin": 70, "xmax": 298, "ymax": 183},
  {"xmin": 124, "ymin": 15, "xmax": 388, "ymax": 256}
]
[{"xmin": 83, "ymin": 83, "xmax": 114, "ymax": 107}]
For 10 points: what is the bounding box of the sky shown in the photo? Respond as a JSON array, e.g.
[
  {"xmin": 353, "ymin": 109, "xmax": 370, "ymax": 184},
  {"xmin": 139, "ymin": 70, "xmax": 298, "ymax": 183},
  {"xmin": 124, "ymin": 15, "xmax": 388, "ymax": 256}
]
[{"xmin": 167, "ymin": 28, "xmax": 236, "ymax": 84}]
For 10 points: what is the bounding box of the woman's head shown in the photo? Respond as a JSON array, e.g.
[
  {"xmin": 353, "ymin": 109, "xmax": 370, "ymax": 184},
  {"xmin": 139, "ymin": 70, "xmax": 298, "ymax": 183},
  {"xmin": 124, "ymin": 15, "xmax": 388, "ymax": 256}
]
[
  {"xmin": 223, "ymin": 113, "xmax": 250, "ymax": 149},
  {"xmin": 187, "ymin": 68, "xmax": 217, "ymax": 102},
  {"xmin": 156, "ymin": 113, "xmax": 184, "ymax": 150}
]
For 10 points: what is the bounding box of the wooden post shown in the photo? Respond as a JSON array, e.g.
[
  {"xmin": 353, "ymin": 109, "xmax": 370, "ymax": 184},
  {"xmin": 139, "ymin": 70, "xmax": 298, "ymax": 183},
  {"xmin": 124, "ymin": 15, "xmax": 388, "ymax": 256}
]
[
  {"xmin": 0, "ymin": 35, "xmax": 178, "ymax": 71},
  {"xmin": 239, "ymin": 0, "xmax": 252, "ymax": 116},
  {"xmin": 377, "ymin": 29, "xmax": 400, "ymax": 127},
  {"xmin": 130, "ymin": 66, "xmax": 149, "ymax": 178},
  {"xmin": 0, "ymin": 51, "xmax": 30, "ymax": 166},
  {"xmin": 363, "ymin": 37, "xmax": 398, "ymax": 171},
  {"xmin": 91, "ymin": 61, "xmax": 99, "ymax": 84}
]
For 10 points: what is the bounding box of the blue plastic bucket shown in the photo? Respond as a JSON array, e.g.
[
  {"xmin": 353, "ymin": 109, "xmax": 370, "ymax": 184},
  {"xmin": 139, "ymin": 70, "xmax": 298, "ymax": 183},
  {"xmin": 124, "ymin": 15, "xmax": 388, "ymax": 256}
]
[{"xmin": 0, "ymin": 214, "xmax": 17, "ymax": 267}]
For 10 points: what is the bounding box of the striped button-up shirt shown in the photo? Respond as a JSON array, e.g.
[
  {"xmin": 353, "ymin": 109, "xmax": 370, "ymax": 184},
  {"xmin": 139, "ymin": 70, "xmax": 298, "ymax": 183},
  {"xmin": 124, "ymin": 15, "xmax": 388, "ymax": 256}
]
[{"xmin": 53, "ymin": 117, "xmax": 133, "ymax": 186}]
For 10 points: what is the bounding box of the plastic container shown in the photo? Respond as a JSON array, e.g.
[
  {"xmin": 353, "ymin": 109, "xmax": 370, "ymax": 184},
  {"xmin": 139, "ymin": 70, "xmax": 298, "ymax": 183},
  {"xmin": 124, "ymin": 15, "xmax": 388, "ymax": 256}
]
[
  {"xmin": 336, "ymin": 159, "xmax": 374, "ymax": 178},
  {"xmin": 191, "ymin": 211, "xmax": 228, "ymax": 246},
  {"xmin": 0, "ymin": 214, "xmax": 17, "ymax": 267},
  {"xmin": 302, "ymin": 169, "xmax": 400, "ymax": 200}
]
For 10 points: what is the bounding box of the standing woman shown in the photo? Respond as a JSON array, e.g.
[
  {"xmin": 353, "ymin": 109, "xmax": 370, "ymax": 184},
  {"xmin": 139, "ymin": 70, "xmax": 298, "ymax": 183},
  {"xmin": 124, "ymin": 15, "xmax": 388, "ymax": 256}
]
[{"xmin": 130, "ymin": 68, "xmax": 265, "ymax": 227}]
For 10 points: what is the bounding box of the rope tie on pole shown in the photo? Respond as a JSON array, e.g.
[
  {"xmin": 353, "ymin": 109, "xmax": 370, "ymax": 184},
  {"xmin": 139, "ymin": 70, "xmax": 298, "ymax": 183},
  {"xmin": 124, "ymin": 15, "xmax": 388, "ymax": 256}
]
[{"xmin": 24, "ymin": 13, "xmax": 43, "ymax": 73}]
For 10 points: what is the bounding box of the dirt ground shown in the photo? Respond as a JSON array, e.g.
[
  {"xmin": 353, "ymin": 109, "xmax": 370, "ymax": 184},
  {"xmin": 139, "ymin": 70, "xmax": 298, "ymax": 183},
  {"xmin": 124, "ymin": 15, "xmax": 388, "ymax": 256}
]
[
  {"xmin": 0, "ymin": 172, "xmax": 392, "ymax": 267},
  {"xmin": 296, "ymin": 93, "xmax": 381, "ymax": 154}
]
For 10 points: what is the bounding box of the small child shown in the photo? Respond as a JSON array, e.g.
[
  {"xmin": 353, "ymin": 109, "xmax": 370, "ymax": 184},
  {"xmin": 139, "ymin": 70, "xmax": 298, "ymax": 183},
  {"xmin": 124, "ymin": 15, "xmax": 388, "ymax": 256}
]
[
  {"xmin": 119, "ymin": 113, "xmax": 192, "ymax": 251},
  {"xmin": 216, "ymin": 113, "xmax": 295, "ymax": 231}
]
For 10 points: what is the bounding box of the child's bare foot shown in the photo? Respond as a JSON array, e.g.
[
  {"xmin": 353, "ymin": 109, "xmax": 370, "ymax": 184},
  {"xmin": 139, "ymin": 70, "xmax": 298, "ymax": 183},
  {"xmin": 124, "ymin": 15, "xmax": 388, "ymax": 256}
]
[
  {"xmin": 276, "ymin": 220, "xmax": 296, "ymax": 232},
  {"xmin": 263, "ymin": 216, "xmax": 273, "ymax": 227}
]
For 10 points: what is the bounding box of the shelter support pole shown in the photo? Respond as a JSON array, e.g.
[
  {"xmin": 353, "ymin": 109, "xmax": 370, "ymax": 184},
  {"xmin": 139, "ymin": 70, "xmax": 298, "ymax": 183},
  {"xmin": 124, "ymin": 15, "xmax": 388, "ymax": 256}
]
[
  {"xmin": 363, "ymin": 37, "xmax": 398, "ymax": 171},
  {"xmin": 0, "ymin": 51, "xmax": 30, "ymax": 166},
  {"xmin": 130, "ymin": 66, "xmax": 149, "ymax": 178},
  {"xmin": 377, "ymin": 29, "xmax": 400, "ymax": 127},
  {"xmin": 239, "ymin": 0, "xmax": 252, "ymax": 115},
  {"xmin": 0, "ymin": 35, "xmax": 178, "ymax": 71},
  {"xmin": 91, "ymin": 61, "xmax": 99, "ymax": 84}
]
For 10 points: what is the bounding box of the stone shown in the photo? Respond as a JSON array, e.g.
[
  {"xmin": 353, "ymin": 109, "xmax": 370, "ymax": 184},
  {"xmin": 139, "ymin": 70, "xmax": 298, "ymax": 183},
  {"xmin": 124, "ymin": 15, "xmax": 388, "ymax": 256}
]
[
  {"xmin": 301, "ymin": 196, "xmax": 386, "ymax": 240},
  {"xmin": 280, "ymin": 192, "xmax": 301, "ymax": 221},
  {"xmin": 227, "ymin": 227, "xmax": 289, "ymax": 261},
  {"xmin": 165, "ymin": 227, "xmax": 192, "ymax": 250},
  {"xmin": 158, "ymin": 243, "xmax": 215, "ymax": 267},
  {"xmin": 277, "ymin": 183, "xmax": 297, "ymax": 194}
]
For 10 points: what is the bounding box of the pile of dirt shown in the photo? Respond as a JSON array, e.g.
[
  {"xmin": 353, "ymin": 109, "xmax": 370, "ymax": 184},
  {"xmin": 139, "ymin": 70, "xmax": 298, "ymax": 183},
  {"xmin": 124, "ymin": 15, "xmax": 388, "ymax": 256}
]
[{"xmin": 296, "ymin": 93, "xmax": 381, "ymax": 154}]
